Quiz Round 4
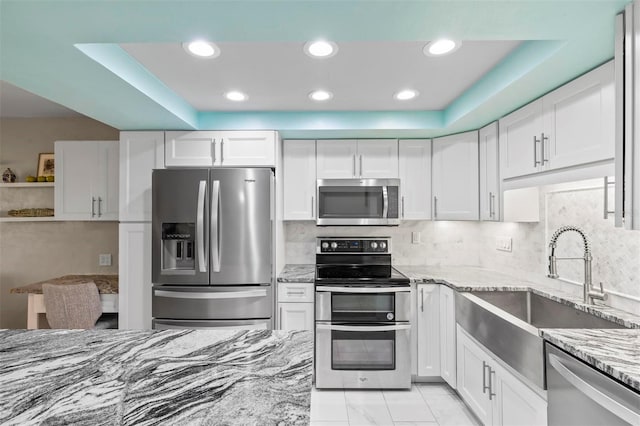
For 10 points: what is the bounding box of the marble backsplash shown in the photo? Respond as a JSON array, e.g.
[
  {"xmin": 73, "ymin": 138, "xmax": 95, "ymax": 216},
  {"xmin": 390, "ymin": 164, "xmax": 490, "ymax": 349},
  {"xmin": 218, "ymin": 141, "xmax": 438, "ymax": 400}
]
[{"xmin": 284, "ymin": 180, "xmax": 640, "ymax": 312}]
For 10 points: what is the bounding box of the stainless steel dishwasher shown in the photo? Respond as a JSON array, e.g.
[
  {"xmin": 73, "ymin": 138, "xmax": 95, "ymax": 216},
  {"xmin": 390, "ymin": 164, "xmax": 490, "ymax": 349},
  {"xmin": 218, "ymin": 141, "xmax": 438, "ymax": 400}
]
[{"xmin": 546, "ymin": 343, "xmax": 640, "ymax": 426}]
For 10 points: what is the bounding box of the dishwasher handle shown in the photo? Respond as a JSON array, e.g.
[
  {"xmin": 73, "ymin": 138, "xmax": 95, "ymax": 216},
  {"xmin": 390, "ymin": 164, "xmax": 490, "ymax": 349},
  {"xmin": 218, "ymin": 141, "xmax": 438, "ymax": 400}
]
[{"xmin": 548, "ymin": 353, "xmax": 640, "ymax": 425}]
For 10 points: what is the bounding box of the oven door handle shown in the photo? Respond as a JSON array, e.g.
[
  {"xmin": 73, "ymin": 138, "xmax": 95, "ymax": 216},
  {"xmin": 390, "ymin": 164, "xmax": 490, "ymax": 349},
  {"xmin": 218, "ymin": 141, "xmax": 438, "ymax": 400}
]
[
  {"xmin": 316, "ymin": 323, "xmax": 411, "ymax": 332},
  {"xmin": 315, "ymin": 286, "xmax": 410, "ymax": 293}
]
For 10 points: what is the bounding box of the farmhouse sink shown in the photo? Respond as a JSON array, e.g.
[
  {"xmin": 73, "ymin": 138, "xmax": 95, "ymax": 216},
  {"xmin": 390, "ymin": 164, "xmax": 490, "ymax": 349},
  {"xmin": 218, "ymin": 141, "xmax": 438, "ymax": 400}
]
[{"xmin": 456, "ymin": 289, "xmax": 628, "ymax": 390}]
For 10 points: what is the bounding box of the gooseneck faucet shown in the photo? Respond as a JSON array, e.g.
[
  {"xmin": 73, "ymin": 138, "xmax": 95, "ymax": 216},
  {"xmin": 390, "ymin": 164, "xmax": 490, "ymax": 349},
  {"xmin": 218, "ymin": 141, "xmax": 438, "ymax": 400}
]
[{"xmin": 547, "ymin": 226, "xmax": 607, "ymax": 305}]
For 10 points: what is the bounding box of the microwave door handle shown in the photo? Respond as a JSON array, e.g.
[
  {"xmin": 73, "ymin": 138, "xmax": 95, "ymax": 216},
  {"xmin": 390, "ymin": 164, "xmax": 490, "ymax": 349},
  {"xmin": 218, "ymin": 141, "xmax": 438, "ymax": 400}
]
[
  {"xmin": 382, "ymin": 186, "xmax": 389, "ymax": 218},
  {"xmin": 211, "ymin": 180, "xmax": 221, "ymax": 273},
  {"xmin": 196, "ymin": 180, "xmax": 207, "ymax": 273},
  {"xmin": 316, "ymin": 324, "xmax": 411, "ymax": 332},
  {"xmin": 315, "ymin": 286, "xmax": 410, "ymax": 293}
]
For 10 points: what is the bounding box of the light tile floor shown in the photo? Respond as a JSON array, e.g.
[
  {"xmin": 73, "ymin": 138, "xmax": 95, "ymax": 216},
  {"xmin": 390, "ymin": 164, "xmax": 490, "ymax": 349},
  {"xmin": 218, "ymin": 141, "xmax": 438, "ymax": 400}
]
[{"xmin": 310, "ymin": 383, "xmax": 480, "ymax": 426}]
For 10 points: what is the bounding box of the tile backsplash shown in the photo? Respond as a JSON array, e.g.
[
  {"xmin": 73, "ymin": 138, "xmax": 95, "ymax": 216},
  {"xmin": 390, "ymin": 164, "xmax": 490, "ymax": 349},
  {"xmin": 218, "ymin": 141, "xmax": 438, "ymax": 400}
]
[{"xmin": 284, "ymin": 179, "xmax": 640, "ymax": 313}]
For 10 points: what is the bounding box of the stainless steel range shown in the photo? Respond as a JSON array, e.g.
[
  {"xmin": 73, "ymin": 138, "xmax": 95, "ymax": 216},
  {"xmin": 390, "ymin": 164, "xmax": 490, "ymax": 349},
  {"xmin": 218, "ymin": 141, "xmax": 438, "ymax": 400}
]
[{"xmin": 314, "ymin": 237, "xmax": 411, "ymax": 389}]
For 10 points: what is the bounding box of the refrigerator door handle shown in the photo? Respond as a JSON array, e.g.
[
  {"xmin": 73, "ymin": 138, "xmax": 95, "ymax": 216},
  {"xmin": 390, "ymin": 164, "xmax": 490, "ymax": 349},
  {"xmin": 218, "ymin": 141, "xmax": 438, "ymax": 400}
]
[
  {"xmin": 211, "ymin": 180, "xmax": 221, "ymax": 272},
  {"xmin": 197, "ymin": 180, "xmax": 207, "ymax": 273},
  {"xmin": 155, "ymin": 289, "xmax": 268, "ymax": 299}
]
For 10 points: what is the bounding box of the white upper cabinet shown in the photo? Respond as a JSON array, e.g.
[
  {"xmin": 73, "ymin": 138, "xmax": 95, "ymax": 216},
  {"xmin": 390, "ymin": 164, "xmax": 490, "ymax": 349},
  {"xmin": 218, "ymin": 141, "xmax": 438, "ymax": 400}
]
[
  {"xmin": 283, "ymin": 140, "xmax": 317, "ymax": 220},
  {"xmin": 399, "ymin": 139, "xmax": 432, "ymax": 220},
  {"xmin": 432, "ymin": 131, "xmax": 479, "ymax": 221},
  {"xmin": 316, "ymin": 139, "xmax": 398, "ymax": 179},
  {"xmin": 500, "ymin": 61, "xmax": 615, "ymax": 180},
  {"xmin": 165, "ymin": 130, "xmax": 276, "ymax": 167},
  {"xmin": 479, "ymin": 122, "xmax": 500, "ymax": 221},
  {"xmin": 119, "ymin": 131, "xmax": 165, "ymax": 222},
  {"xmin": 543, "ymin": 61, "xmax": 615, "ymax": 170},
  {"xmin": 55, "ymin": 140, "xmax": 119, "ymax": 221},
  {"xmin": 357, "ymin": 139, "xmax": 399, "ymax": 178},
  {"xmin": 499, "ymin": 99, "xmax": 544, "ymax": 179}
]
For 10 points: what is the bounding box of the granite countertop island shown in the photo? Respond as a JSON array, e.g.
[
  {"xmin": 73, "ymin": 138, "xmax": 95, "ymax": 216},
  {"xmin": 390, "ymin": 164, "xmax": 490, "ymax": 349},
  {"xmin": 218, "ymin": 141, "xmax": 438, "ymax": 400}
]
[
  {"xmin": 9, "ymin": 274, "xmax": 119, "ymax": 294},
  {"xmin": 0, "ymin": 329, "xmax": 313, "ymax": 425}
]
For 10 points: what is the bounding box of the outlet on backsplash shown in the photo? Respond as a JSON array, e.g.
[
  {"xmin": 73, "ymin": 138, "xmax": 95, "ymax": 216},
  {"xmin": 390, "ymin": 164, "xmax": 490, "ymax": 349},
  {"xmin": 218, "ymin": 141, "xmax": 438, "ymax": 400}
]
[
  {"xmin": 98, "ymin": 254, "xmax": 112, "ymax": 266},
  {"xmin": 411, "ymin": 231, "xmax": 421, "ymax": 244},
  {"xmin": 496, "ymin": 236, "xmax": 512, "ymax": 252}
]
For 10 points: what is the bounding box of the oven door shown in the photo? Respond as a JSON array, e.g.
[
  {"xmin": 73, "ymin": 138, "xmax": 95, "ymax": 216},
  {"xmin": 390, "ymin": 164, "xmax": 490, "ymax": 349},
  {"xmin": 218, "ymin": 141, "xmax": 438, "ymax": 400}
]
[
  {"xmin": 316, "ymin": 179, "xmax": 399, "ymax": 225},
  {"xmin": 316, "ymin": 285, "xmax": 411, "ymax": 322},
  {"xmin": 315, "ymin": 322, "xmax": 411, "ymax": 389}
]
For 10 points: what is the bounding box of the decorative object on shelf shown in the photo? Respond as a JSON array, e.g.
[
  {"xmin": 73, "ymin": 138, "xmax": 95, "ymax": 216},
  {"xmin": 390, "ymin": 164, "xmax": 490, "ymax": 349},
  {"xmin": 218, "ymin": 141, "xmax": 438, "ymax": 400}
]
[
  {"xmin": 46, "ymin": 175, "xmax": 55, "ymax": 182},
  {"xmin": 2, "ymin": 168, "xmax": 17, "ymax": 183},
  {"xmin": 37, "ymin": 153, "xmax": 54, "ymax": 177},
  {"xmin": 8, "ymin": 208, "xmax": 54, "ymax": 217},
  {"xmin": 26, "ymin": 175, "xmax": 37, "ymax": 182}
]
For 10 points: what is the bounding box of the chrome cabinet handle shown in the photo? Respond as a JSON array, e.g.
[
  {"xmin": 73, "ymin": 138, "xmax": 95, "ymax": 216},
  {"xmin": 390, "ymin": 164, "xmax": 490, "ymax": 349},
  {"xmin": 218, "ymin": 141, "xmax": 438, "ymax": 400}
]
[
  {"xmin": 196, "ymin": 180, "xmax": 207, "ymax": 273},
  {"xmin": 603, "ymin": 177, "xmax": 615, "ymax": 219},
  {"xmin": 316, "ymin": 323, "xmax": 411, "ymax": 332},
  {"xmin": 279, "ymin": 306, "xmax": 283, "ymax": 329},
  {"xmin": 212, "ymin": 139, "xmax": 216, "ymax": 164},
  {"xmin": 489, "ymin": 192, "xmax": 496, "ymax": 218},
  {"xmin": 402, "ymin": 196, "xmax": 405, "ymax": 218},
  {"xmin": 420, "ymin": 288, "xmax": 424, "ymax": 312},
  {"xmin": 533, "ymin": 135, "xmax": 541, "ymax": 166},
  {"xmin": 488, "ymin": 367, "xmax": 496, "ymax": 400},
  {"xmin": 287, "ymin": 290, "xmax": 306, "ymax": 296},
  {"xmin": 541, "ymin": 133, "xmax": 549, "ymax": 164},
  {"xmin": 548, "ymin": 354, "xmax": 639, "ymax": 424},
  {"xmin": 91, "ymin": 197, "xmax": 96, "ymax": 217},
  {"xmin": 353, "ymin": 154, "xmax": 356, "ymax": 177},
  {"xmin": 359, "ymin": 155, "xmax": 363, "ymax": 177},
  {"xmin": 211, "ymin": 180, "xmax": 221, "ymax": 273},
  {"xmin": 433, "ymin": 196, "xmax": 438, "ymax": 219},
  {"xmin": 482, "ymin": 361, "xmax": 489, "ymax": 394},
  {"xmin": 220, "ymin": 139, "xmax": 224, "ymax": 164},
  {"xmin": 311, "ymin": 196, "xmax": 315, "ymax": 219},
  {"xmin": 98, "ymin": 197, "xmax": 102, "ymax": 217}
]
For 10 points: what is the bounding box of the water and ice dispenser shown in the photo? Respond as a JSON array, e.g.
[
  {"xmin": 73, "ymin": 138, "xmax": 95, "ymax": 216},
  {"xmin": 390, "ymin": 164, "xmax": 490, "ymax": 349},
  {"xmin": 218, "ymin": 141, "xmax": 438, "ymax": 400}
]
[{"xmin": 161, "ymin": 223, "xmax": 196, "ymax": 271}]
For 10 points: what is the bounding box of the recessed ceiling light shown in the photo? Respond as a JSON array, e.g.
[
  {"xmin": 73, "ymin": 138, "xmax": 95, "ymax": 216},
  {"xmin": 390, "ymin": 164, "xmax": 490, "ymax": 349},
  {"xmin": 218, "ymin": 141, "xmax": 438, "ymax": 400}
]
[
  {"xmin": 424, "ymin": 39, "xmax": 461, "ymax": 56},
  {"xmin": 183, "ymin": 41, "xmax": 220, "ymax": 58},
  {"xmin": 304, "ymin": 40, "xmax": 338, "ymax": 58},
  {"xmin": 394, "ymin": 90, "xmax": 419, "ymax": 101},
  {"xmin": 309, "ymin": 90, "xmax": 333, "ymax": 101},
  {"xmin": 225, "ymin": 91, "xmax": 248, "ymax": 102}
]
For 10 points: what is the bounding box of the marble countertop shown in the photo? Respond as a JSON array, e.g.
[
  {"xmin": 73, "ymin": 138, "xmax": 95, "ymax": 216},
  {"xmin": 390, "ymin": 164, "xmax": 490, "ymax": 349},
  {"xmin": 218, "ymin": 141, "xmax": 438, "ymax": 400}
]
[
  {"xmin": 0, "ymin": 329, "xmax": 313, "ymax": 425},
  {"xmin": 542, "ymin": 329, "xmax": 640, "ymax": 392},
  {"xmin": 277, "ymin": 264, "xmax": 315, "ymax": 283},
  {"xmin": 10, "ymin": 274, "xmax": 118, "ymax": 294}
]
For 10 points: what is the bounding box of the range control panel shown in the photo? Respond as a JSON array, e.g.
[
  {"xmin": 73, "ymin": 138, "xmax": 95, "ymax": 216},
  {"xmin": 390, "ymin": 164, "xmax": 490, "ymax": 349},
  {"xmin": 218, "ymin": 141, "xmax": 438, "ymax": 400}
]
[{"xmin": 317, "ymin": 237, "xmax": 391, "ymax": 254}]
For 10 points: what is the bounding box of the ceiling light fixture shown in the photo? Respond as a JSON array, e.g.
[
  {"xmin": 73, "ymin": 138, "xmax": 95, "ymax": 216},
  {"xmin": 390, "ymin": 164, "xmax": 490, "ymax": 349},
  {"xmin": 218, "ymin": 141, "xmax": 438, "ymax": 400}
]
[
  {"xmin": 394, "ymin": 89, "xmax": 419, "ymax": 101},
  {"xmin": 183, "ymin": 41, "xmax": 220, "ymax": 58},
  {"xmin": 304, "ymin": 40, "xmax": 338, "ymax": 58},
  {"xmin": 225, "ymin": 91, "xmax": 248, "ymax": 102},
  {"xmin": 309, "ymin": 90, "xmax": 333, "ymax": 101},
  {"xmin": 424, "ymin": 39, "xmax": 461, "ymax": 56}
]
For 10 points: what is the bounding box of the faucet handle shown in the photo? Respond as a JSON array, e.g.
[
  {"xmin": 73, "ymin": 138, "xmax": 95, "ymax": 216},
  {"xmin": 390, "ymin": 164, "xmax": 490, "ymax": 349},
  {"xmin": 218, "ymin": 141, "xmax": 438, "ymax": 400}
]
[{"xmin": 589, "ymin": 282, "xmax": 608, "ymax": 302}]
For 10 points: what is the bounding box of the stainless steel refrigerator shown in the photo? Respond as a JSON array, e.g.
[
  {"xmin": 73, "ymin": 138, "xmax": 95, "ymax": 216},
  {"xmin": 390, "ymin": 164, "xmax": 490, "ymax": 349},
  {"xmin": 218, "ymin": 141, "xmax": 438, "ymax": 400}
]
[{"xmin": 151, "ymin": 168, "xmax": 274, "ymax": 330}]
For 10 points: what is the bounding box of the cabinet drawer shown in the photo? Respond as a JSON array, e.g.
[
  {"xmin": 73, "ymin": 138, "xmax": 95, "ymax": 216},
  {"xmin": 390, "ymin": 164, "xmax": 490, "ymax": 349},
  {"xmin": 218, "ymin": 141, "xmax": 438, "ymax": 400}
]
[{"xmin": 277, "ymin": 282, "xmax": 314, "ymax": 303}]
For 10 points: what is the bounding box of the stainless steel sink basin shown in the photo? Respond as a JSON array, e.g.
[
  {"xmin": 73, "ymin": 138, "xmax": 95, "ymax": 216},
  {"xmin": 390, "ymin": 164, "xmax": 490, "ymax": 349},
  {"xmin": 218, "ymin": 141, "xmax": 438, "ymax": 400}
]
[
  {"xmin": 471, "ymin": 290, "xmax": 625, "ymax": 329},
  {"xmin": 456, "ymin": 290, "xmax": 628, "ymax": 390}
]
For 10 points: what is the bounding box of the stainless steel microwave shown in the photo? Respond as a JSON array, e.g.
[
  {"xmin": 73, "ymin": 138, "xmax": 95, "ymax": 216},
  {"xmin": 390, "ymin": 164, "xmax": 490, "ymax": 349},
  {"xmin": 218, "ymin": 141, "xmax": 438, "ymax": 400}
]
[{"xmin": 316, "ymin": 178, "xmax": 400, "ymax": 226}]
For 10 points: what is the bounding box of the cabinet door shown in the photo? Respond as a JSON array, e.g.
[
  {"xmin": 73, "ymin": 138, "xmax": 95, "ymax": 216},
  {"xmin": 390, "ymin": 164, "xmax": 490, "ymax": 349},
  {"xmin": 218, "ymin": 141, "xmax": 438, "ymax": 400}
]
[
  {"xmin": 499, "ymin": 100, "xmax": 544, "ymax": 179},
  {"xmin": 119, "ymin": 223, "xmax": 152, "ymax": 329},
  {"xmin": 95, "ymin": 141, "xmax": 119, "ymax": 221},
  {"xmin": 492, "ymin": 362, "xmax": 547, "ymax": 426},
  {"xmin": 432, "ymin": 131, "xmax": 479, "ymax": 221},
  {"xmin": 457, "ymin": 326, "xmax": 493, "ymax": 426},
  {"xmin": 277, "ymin": 302, "xmax": 314, "ymax": 331},
  {"xmin": 165, "ymin": 131, "xmax": 217, "ymax": 167},
  {"xmin": 399, "ymin": 139, "xmax": 431, "ymax": 220},
  {"xmin": 219, "ymin": 130, "xmax": 276, "ymax": 167},
  {"xmin": 543, "ymin": 61, "xmax": 615, "ymax": 171},
  {"xmin": 55, "ymin": 141, "xmax": 97, "ymax": 220},
  {"xmin": 283, "ymin": 140, "xmax": 317, "ymax": 220},
  {"xmin": 357, "ymin": 139, "xmax": 399, "ymax": 178},
  {"xmin": 479, "ymin": 122, "xmax": 500, "ymax": 221},
  {"xmin": 316, "ymin": 140, "xmax": 358, "ymax": 178},
  {"xmin": 439, "ymin": 285, "xmax": 457, "ymax": 389},
  {"xmin": 119, "ymin": 131, "xmax": 164, "ymax": 222},
  {"xmin": 417, "ymin": 284, "xmax": 440, "ymax": 377}
]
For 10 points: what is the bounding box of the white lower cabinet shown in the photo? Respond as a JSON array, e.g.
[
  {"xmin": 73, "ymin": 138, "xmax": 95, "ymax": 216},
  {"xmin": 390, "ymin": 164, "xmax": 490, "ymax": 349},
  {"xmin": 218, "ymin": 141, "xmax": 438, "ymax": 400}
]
[
  {"xmin": 417, "ymin": 284, "xmax": 441, "ymax": 377},
  {"xmin": 276, "ymin": 282, "xmax": 314, "ymax": 331},
  {"xmin": 118, "ymin": 223, "xmax": 152, "ymax": 330},
  {"xmin": 439, "ymin": 285, "xmax": 457, "ymax": 388},
  {"xmin": 457, "ymin": 326, "xmax": 547, "ymax": 426}
]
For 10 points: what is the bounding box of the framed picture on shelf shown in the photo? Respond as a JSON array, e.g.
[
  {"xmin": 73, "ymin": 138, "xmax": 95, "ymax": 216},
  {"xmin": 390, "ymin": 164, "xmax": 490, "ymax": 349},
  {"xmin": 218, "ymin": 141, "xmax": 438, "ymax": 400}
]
[{"xmin": 37, "ymin": 153, "xmax": 54, "ymax": 177}]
